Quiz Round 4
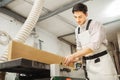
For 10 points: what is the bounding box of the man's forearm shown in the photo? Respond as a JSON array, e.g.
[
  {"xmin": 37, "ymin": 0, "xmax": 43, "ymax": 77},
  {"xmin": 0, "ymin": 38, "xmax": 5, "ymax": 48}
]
[{"xmin": 73, "ymin": 48, "xmax": 93, "ymax": 58}]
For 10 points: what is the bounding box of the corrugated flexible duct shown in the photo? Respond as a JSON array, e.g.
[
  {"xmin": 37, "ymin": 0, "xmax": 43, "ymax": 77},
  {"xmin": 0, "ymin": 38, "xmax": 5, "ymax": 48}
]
[{"xmin": 0, "ymin": 0, "xmax": 44, "ymax": 62}]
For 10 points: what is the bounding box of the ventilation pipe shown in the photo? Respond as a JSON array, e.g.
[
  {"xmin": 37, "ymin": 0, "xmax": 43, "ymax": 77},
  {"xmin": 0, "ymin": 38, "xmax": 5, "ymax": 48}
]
[{"xmin": 0, "ymin": 0, "xmax": 44, "ymax": 62}]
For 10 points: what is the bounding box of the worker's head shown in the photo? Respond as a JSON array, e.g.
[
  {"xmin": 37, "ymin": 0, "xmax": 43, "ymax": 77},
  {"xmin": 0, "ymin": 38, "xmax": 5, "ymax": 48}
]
[{"xmin": 72, "ymin": 3, "xmax": 88, "ymax": 25}]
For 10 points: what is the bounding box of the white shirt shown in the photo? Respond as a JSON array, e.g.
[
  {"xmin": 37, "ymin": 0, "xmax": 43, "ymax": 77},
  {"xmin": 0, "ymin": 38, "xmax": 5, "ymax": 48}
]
[{"xmin": 75, "ymin": 19, "xmax": 108, "ymax": 51}]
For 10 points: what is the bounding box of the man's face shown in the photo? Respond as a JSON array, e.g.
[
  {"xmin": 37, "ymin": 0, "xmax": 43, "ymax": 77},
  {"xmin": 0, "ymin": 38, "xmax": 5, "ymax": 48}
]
[{"xmin": 73, "ymin": 11, "xmax": 87, "ymax": 26}]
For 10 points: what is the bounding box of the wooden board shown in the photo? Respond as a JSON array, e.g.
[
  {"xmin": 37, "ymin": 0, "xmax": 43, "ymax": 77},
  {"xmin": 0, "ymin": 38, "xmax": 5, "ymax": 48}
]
[{"xmin": 8, "ymin": 41, "xmax": 74, "ymax": 68}]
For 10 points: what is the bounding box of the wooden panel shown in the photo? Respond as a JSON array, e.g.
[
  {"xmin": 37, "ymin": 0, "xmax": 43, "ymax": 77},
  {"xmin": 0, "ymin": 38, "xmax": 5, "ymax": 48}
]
[{"xmin": 8, "ymin": 41, "xmax": 74, "ymax": 68}]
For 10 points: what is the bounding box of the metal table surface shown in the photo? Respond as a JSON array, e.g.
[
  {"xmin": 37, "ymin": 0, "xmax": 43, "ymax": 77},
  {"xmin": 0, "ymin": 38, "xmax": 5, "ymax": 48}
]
[{"xmin": 0, "ymin": 58, "xmax": 50, "ymax": 79}]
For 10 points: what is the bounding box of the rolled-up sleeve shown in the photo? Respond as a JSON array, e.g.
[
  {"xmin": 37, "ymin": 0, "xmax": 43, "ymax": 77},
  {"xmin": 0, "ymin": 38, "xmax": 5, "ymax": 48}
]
[{"xmin": 86, "ymin": 22, "xmax": 106, "ymax": 51}]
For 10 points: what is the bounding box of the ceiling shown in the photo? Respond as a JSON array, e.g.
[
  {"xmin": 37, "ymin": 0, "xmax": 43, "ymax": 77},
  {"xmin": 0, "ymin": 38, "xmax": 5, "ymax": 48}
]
[{"xmin": 0, "ymin": 0, "xmax": 120, "ymax": 49}]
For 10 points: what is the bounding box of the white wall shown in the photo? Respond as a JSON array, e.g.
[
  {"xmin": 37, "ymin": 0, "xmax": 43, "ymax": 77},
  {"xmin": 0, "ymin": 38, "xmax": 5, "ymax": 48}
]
[
  {"xmin": 35, "ymin": 27, "xmax": 71, "ymax": 54},
  {"xmin": 0, "ymin": 13, "xmax": 22, "ymax": 55}
]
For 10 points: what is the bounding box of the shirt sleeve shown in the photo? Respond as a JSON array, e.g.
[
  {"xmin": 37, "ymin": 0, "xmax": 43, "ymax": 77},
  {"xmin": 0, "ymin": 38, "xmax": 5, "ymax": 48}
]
[
  {"xmin": 86, "ymin": 21, "xmax": 107, "ymax": 51},
  {"xmin": 75, "ymin": 28, "xmax": 82, "ymax": 50}
]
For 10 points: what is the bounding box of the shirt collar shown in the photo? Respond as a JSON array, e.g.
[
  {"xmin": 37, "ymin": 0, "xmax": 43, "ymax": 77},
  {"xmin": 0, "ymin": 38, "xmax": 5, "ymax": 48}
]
[{"xmin": 78, "ymin": 19, "xmax": 89, "ymax": 29}]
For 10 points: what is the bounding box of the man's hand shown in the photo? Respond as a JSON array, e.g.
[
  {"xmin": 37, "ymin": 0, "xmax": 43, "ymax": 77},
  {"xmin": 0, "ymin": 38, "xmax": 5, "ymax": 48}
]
[{"xmin": 64, "ymin": 55, "xmax": 76, "ymax": 66}]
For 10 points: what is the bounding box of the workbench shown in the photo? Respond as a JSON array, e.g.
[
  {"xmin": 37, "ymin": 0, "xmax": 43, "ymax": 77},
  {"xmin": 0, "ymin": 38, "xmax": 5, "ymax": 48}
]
[{"xmin": 0, "ymin": 58, "xmax": 50, "ymax": 80}]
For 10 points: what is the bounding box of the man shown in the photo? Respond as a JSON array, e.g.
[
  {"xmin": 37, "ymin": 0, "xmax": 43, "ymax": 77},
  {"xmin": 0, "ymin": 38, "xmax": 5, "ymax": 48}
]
[{"xmin": 64, "ymin": 3, "xmax": 119, "ymax": 80}]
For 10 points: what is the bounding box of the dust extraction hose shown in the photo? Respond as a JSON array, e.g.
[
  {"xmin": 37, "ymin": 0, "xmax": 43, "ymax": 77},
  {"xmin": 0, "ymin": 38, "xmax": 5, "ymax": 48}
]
[{"xmin": 0, "ymin": 0, "xmax": 44, "ymax": 62}]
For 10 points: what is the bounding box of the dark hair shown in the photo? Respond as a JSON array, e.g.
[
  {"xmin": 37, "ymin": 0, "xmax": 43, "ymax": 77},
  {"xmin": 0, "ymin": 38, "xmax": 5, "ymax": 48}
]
[{"xmin": 72, "ymin": 3, "xmax": 88, "ymax": 14}]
